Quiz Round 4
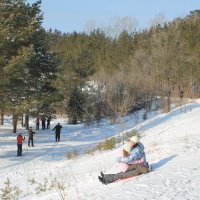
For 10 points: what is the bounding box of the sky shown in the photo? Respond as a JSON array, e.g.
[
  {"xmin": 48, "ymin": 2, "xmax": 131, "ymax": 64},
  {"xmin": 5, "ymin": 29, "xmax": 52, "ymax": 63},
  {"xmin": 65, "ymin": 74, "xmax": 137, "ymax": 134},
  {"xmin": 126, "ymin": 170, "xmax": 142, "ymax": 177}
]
[
  {"xmin": 0, "ymin": 100, "xmax": 200, "ymax": 199},
  {"xmin": 26, "ymin": 0, "xmax": 200, "ymax": 33}
]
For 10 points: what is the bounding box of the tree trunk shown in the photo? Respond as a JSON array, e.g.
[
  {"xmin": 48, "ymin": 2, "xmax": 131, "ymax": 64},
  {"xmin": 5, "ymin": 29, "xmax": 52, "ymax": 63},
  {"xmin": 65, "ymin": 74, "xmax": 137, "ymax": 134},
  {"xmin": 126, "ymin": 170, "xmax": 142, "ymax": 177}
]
[
  {"xmin": 13, "ymin": 114, "xmax": 18, "ymax": 133},
  {"xmin": 167, "ymin": 90, "xmax": 171, "ymax": 113},
  {"xmin": 25, "ymin": 114, "xmax": 29, "ymax": 130},
  {"xmin": 21, "ymin": 114, "xmax": 24, "ymax": 127},
  {"xmin": 166, "ymin": 74, "xmax": 171, "ymax": 113},
  {"xmin": 0, "ymin": 109, "xmax": 4, "ymax": 125}
]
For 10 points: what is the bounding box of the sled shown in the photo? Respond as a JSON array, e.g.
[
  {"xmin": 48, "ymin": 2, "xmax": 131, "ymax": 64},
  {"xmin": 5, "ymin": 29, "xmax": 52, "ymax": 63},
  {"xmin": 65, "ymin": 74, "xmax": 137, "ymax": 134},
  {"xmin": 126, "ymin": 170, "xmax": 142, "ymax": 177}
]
[
  {"xmin": 113, "ymin": 165, "xmax": 153, "ymax": 183},
  {"xmin": 113, "ymin": 175, "xmax": 138, "ymax": 183}
]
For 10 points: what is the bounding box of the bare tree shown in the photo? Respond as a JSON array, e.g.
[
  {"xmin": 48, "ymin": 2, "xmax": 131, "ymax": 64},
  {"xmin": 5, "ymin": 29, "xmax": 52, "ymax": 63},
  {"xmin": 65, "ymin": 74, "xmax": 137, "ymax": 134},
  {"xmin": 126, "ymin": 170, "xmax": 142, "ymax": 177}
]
[
  {"xmin": 104, "ymin": 71, "xmax": 138, "ymax": 143},
  {"xmin": 86, "ymin": 16, "xmax": 138, "ymax": 38},
  {"xmin": 149, "ymin": 13, "xmax": 166, "ymax": 27}
]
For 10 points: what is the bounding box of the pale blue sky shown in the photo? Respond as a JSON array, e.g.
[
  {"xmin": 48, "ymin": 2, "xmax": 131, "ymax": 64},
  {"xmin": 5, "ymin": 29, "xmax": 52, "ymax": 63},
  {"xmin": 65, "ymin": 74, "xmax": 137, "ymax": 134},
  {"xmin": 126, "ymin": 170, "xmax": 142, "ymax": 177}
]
[{"xmin": 27, "ymin": 0, "xmax": 200, "ymax": 33}]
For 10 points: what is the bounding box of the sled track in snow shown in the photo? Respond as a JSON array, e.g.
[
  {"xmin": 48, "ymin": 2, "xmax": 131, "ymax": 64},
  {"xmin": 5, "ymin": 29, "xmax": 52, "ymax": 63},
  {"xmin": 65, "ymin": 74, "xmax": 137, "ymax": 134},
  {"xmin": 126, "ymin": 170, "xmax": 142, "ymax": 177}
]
[
  {"xmin": 0, "ymin": 141, "xmax": 59, "ymax": 171},
  {"xmin": 24, "ymin": 141, "xmax": 59, "ymax": 162}
]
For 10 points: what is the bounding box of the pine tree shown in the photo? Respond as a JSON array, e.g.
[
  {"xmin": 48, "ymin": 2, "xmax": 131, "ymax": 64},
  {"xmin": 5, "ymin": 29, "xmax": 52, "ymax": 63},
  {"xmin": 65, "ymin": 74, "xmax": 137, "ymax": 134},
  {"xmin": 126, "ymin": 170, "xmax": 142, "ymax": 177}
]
[
  {"xmin": 66, "ymin": 88, "xmax": 85, "ymax": 124},
  {"xmin": 0, "ymin": 0, "xmax": 59, "ymax": 132}
]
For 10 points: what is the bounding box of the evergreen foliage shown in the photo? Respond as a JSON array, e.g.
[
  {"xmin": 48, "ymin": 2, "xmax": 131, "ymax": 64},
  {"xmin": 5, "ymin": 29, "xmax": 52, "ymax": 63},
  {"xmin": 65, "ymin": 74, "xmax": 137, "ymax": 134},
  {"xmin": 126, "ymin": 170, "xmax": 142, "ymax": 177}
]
[
  {"xmin": 0, "ymin": 0, "xmax": 58, "ymax": 132},
  {"xmin": 1, "ymin": 1, "xmax": 200, "ymax": 127},
  {"xmin": 66, "ymin": 88, "xmax": 85, "ymax": 124},
  {"xmin": 43, "ymin": 10, "xmax": 200, "ymax": 123}
]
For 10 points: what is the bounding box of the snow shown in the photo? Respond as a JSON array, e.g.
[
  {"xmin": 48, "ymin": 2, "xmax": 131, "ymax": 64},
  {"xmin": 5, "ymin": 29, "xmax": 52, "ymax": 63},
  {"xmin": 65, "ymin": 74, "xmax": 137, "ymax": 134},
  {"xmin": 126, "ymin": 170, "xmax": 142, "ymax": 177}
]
[{"xmin": 0, "ymin": 101, "xmax": 200, "ymax": 200}]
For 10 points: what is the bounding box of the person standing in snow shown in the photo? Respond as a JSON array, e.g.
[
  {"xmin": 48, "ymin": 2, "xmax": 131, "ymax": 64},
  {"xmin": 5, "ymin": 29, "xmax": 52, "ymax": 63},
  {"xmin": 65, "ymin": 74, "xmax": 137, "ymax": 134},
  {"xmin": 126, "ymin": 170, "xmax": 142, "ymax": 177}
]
[
  {"xmin": 98, "ymin": 135, "xmax": 150, "ymax": 184},
  {"xmin": 41, "ymin": 116, "xmax": 46, "ymax": 130},
  {"xmin": 52, "ymin": 122, "xmax": 62, "ymax": 142},
  {"xmin": 17, "ymin": 132, "xmax": 25, "ymax": 156},
  {"xmin": 36, "ymin": 116, "xmax": 40, "ymax": 130},
  {"xmin": 179, "ymin": 87, "xmax": 184, "ymax": 105},
  {"xmin": 47, "ymin": 116, "xmax": 51, "ymax": 129},
  {"xmin": 28, "ymin": 127, "xmax": 35, "ymax": 147}
]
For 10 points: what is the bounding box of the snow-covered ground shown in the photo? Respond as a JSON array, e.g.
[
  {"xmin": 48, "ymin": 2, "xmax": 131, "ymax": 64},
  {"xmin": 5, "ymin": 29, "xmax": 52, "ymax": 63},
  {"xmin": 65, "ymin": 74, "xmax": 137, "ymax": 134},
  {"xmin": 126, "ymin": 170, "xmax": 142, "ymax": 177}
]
[{"xmin": 0, "ymin": 101, "xmax": 200, "ymax": 200}]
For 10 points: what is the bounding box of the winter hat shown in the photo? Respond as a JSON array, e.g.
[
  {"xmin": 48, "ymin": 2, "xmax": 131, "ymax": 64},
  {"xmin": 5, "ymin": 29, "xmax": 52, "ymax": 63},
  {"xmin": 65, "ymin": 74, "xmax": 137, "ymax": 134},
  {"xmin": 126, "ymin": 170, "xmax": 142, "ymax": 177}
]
[
  {"xmin": 130, "ymin": 135, "xmax": 139, "ymax": 144},
  {"xmin": 123, "ymin": 142, "xmax": 132, "ymax": 154}
]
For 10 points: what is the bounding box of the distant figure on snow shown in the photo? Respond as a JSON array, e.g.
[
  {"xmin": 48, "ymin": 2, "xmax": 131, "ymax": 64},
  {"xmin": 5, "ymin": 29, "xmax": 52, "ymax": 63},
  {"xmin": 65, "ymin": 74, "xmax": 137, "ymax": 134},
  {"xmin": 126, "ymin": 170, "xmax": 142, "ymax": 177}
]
[
  {"xmin": 36, "ymin": 116, "xmax": 40, "ymax": 130},
  {"xmin": 41, "ymin": 116, "xmax": 46, "ymax": 130},
  {"xmin": 98, "ymin": 135, "xmax": 151, "ymax": 184},
  {"xmin": 52, "ymin": 123, "xmax": 62, "ymax": 142},
  {"xmin": 17, "ymin": 133, "xmax": 25, "ymax": 156},
  {"xmin": 28, "ymin": 127, "xmax": 35, "ymax": 147},
  {"xmin": 179, "ymin": 88, "xmax": 184, "ymax": 105},
  {"xmin": 47, "ymin": 116, "xmax": 51, "ymax": 129}
]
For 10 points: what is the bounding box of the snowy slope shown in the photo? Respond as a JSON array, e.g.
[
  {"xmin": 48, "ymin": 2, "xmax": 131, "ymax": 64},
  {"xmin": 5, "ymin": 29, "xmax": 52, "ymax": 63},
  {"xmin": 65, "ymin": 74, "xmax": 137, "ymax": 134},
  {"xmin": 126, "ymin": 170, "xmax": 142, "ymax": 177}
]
[{"xmin": 0, "ymin": 101, "xmax": 200, "ymax": 200}]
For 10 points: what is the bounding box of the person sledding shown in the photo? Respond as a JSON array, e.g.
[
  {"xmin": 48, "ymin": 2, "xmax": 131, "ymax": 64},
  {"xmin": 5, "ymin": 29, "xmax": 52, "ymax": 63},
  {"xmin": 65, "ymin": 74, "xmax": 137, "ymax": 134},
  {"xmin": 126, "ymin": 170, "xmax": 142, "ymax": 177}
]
[{"xmin": 98, "ymin": 135, "xmax": 151, "ymax": 185}]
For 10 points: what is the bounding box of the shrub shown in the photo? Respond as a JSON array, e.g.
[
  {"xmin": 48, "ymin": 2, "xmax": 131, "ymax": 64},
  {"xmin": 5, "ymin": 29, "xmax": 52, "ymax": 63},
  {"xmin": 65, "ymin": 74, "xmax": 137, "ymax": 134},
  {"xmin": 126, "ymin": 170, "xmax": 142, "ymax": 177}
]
[
  {"xmin": 28, "ymin": 177, "xmax": 36, "ymax": 185},
  {"xmin": 0, "ymin": 178, "xmax": 22, "ymax": 200},
  {"xmin": 65, "ymin": 149, "xmax": 79, "ymax": 159},
  {"xmin": 35, "ymin": 178, "xmax": 48, "ymax": 194},
  {"xmin": 126, "ymin": 130, "xmax": 138, "ymax": 140},
  {"xmin": 95, "ymin": 137, "xmax": 117, "ymax": 150}
]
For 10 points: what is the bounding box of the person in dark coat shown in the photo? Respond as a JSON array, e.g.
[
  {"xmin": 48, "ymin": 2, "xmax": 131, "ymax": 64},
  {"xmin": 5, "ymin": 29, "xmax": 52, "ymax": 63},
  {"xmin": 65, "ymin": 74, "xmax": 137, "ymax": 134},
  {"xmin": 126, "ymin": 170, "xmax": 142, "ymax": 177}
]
[
  {"xmin": 52, "ymin": 123, "xmax": 62, "ymax": 142},
  {"xmin": 17, "ymin": 133, "xmax": 25, "ymax": 156},
  {"xmin": 28, "ymin": 127, "xmax": 35, "ymax": 147},
  {"xmin": 41, "ymin": 116, "xmax": 46, "ymax": 130},
  {"xmin": 36, "ymin": 116, "xmax": 40, "ymax": 130},
  {"xmin": 47, "ymin": 116, "xmax": 51, "ymax": 129}
]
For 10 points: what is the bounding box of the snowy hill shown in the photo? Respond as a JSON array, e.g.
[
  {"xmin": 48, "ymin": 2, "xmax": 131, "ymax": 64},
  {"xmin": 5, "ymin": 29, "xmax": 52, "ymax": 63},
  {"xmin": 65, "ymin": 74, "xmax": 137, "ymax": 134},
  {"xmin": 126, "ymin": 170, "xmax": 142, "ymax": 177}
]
[{"xmin": 0, "ymin": 101, "xmax": 200, "ymax": 200}]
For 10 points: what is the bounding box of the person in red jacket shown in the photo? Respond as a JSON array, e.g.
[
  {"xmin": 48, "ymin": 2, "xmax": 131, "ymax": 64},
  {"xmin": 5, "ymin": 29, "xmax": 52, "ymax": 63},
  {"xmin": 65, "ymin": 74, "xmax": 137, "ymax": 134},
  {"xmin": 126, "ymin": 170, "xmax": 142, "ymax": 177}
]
[
  {"xmin": 17, "ymin": 133, "xmax": 25, "ymax": 156},
  {"xmin": 36, "ymin": 116, "xmax": 40, "ymax": 130}
]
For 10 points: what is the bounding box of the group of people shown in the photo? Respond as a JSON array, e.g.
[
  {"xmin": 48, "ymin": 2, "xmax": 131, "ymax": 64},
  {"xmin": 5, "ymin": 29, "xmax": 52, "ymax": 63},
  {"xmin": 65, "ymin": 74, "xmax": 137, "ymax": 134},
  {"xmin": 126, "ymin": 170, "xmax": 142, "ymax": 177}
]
[
  {"xmin": 16, "ymin": 122, "xmax": 62, "ymax": 156},
  {"xmin": 16, "ymin": 126, "xmax": 35, "ymax": 156},
  {"xmin": 36, "ymin": 116, "xmax": 51, "ymax": 130},
  {"xmin": 98, "ymin": 135, "xmax": 151, "ymax": 184},
  {"xmin": 16, "ymin": 123, "xmax": 150, "ymax": 183}
]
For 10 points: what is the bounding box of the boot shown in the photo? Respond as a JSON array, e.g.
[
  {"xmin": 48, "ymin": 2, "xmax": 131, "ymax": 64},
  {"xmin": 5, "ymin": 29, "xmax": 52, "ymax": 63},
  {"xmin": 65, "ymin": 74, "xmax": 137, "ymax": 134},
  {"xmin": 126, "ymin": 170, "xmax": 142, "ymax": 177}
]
[{"xmin": 98, "ymin": 176, "xmax": 106, "ymax": 185}]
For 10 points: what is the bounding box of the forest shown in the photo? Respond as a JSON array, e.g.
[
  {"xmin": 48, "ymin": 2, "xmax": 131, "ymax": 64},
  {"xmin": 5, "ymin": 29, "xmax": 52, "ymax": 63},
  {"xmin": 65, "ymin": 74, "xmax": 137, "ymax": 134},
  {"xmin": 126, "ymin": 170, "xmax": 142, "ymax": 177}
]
[{"xmin": 1, "ymin": 0, "xmax": 200, "ymax": 132}]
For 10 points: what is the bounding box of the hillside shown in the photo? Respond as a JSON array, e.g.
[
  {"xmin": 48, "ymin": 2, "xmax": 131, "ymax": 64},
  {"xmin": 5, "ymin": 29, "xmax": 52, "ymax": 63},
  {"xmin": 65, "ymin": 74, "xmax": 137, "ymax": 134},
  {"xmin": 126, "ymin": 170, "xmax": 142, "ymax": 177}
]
[{"xmin": 0, "ymin": 101, "xmax": 200, "ymax": 200}]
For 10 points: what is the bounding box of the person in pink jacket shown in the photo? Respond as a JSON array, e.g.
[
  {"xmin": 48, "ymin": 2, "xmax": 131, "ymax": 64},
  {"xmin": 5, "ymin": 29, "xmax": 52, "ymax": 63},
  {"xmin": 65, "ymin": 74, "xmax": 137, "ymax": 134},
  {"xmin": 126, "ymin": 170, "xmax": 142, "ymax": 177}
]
[
  {"xmin": 98, "ymin": 135, "xmax": 150, "ymax": 184},
  {"xmin": 119, "ymin": 140, "xmax": 145, "ymax": 172}
]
